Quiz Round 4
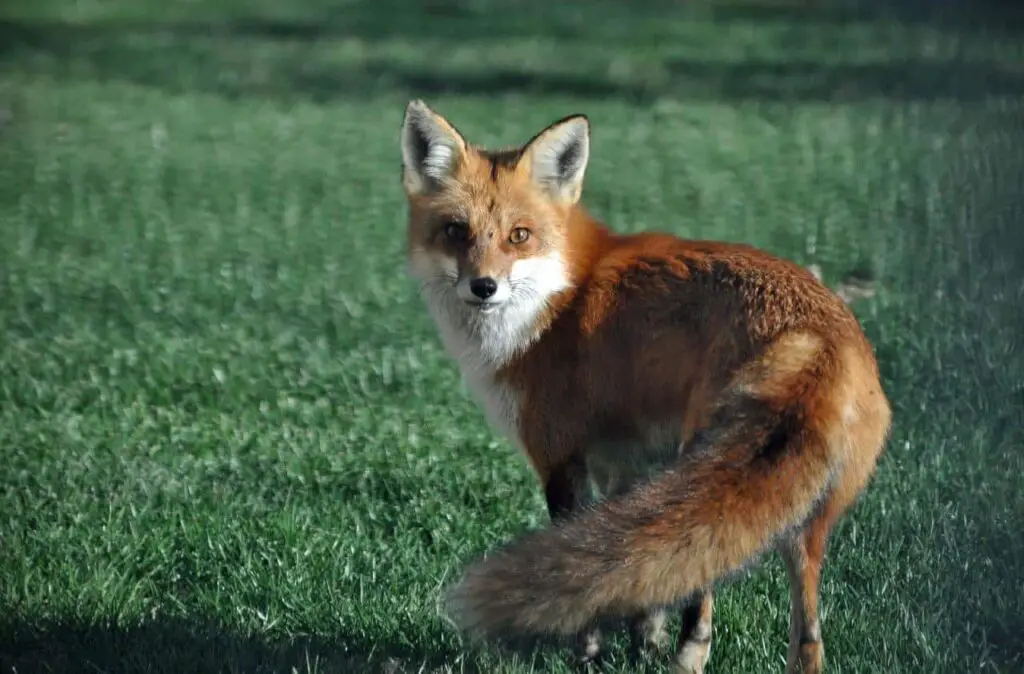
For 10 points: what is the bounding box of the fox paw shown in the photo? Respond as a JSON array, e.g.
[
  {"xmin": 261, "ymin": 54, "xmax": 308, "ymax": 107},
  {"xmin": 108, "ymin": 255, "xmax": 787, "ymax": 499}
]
[
  {"xmin": 573, "ymin": 627, "xmax": 605, "ymax": 668},
  {"xmin": 674, "ymin": 638, "xmax": 711, "ymax": 674},
  {"xmin": 630, "ymin": 609, "xmax": 671, "ymax": 660}
]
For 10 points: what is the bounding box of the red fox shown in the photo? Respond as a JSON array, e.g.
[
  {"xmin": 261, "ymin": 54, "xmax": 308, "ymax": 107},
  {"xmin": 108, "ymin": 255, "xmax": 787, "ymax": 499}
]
[{"xmin": 399, "ymin": 100, "xmax": 892, "ymax": 674}]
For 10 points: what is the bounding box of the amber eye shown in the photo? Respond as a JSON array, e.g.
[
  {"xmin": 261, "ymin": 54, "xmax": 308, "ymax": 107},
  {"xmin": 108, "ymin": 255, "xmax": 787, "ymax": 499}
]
[
  {"xmin": 444, "ymin": 221, "xmax": 469, "ymax": 242},
  {"xmin": 509, "ymin": 227, "xmax": 531, "ymax": 244}
]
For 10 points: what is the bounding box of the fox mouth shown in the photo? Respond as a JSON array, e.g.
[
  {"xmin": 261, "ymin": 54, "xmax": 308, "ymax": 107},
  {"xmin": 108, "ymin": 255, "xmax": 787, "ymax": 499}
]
[{"xmin": 462, "ymin": 298, "xmax": 502, "ymax": 313}]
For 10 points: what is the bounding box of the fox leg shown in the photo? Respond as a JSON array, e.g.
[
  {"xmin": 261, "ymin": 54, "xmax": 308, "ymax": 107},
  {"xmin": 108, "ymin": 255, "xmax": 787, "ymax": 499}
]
[
  {"xmin": 781, "ymin": 521, "xmax": 828, "ymax": 674},
  {"xmin": 543, "ymin": 455, "xmax": 605, "ymax": 664},
  {"xmin": 781, "ymin": 429, "xmax": 882, "ymax": 674},
  {"xmin": 544, "ymin": 453, "xmax": 592, "ymax": 519},
  {"xmin": 596, "ymin": 464, "xmax": 674, "ymax": 660},
  {"xmin": 674, "ymin": 591, "xmax": 714, "ymax": 674},
  {"xmin": 629, "ymin": 606, "xmax": 670, "ymax": 655}
]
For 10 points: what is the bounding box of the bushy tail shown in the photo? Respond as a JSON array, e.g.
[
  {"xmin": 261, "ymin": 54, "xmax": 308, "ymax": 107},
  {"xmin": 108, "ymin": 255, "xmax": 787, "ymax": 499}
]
[{"xmin": 443, "ymin": 391, "xmax": 843, "ymax": 641}]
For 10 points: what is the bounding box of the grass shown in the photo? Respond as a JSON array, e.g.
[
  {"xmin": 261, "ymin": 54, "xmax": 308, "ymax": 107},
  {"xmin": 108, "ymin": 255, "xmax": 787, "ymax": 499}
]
[{"xmin": 1, "ymin": 0, "xmax": 1023, "ymax": 672}]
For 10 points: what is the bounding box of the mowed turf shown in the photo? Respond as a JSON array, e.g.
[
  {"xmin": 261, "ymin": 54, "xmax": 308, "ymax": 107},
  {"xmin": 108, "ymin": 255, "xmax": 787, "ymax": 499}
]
[{"xmin": 1, "ymin": 1, "xmax": 1023, "ymax": 672}]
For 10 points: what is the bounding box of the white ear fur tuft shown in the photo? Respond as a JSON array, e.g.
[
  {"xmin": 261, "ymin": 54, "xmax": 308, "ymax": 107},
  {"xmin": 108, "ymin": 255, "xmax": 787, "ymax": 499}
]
[
  {"xmin": 524, "ymin": 115, "xmax": 590, "ymax": 204},
  {"xmin": 401, "ymin": 100, "xmax": 466, "ymax": 195}
]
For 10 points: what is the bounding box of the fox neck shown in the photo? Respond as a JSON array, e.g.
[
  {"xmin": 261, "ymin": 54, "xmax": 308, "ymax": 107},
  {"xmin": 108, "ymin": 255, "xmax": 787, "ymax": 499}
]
[{"xmin": 422, "ymin": 206, "xmax": 607, "ymax": 373}]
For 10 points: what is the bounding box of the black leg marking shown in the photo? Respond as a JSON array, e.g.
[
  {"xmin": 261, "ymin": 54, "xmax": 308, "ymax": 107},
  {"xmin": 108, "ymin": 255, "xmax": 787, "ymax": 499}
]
[{"xmin": 544, "ymin": 454, "xmax": 589, "ymax": 521}]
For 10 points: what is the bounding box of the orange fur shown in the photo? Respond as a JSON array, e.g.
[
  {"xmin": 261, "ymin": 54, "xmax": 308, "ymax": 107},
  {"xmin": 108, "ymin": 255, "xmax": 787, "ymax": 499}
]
[{"xmin": 400, "ymin": 100, "xmax": 892, "ymax": 674}]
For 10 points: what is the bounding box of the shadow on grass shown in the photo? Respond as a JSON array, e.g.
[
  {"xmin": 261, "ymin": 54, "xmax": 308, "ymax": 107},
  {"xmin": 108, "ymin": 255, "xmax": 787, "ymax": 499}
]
[
  {"xmin": 0, "ymin": 618, "xmax": 470, "ymax": 674},
  {"xmin": 5, "ymin": 0, "xmax": 1024, "ymax": 43},
  {"xmin": 665, "ymin": 57, "xmax": 1024, "ymax": 102},
  {"xmin": 2, "ymin": 1, "xmax": 1023, "ymax": 104},
  {"xmin": 697, "ymin": 0, "xmax": 1024, "ymax": 30}
]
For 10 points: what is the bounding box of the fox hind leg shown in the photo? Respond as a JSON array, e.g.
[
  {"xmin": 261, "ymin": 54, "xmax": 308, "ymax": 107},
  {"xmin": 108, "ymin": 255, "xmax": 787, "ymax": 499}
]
[
  {"xmin": 593, "ymin": 459, "xmax": 678, "ymax": 663},
  {"xmin": 781, "ymin": 522, "xmax": 827, "ymax": 674},
  {"xmin": 781, "ymin": 409, "xmax": 888, "ymax": 674},
  {"xmin": 673, "ymin": 591, "xmax": 714, "ymax": 674},
  {"xmin": 629, "ymin": 606, "xmax": 670, "ymax": 656}
]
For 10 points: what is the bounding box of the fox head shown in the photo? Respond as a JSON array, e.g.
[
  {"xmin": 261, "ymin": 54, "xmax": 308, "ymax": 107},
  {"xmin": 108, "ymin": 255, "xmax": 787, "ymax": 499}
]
[{"xmin": 400, "ymin": 100, "xmax": 591, "ymax": 365}]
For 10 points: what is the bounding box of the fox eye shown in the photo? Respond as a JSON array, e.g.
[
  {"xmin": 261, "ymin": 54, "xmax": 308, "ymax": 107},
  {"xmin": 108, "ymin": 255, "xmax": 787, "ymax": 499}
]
[
  {"xmin": 443, "ymin": 221, "xmax": 469, "ymax": 242},
  {"xmin": 509, "ymin": 227, "xmax": 531, "ymax": 244}
]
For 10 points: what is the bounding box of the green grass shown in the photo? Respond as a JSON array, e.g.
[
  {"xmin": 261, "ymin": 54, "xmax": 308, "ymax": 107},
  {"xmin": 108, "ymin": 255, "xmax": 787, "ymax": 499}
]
[{"xmin": 1, "ymin": 0, "xmax": 1023, "ymax": 672}]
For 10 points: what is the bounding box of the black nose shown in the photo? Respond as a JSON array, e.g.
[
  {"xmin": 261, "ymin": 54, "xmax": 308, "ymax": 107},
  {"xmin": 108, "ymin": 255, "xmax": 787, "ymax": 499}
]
[{"xmin": 469, "ymin": 277, "xmax": 498, "ymax": 299}]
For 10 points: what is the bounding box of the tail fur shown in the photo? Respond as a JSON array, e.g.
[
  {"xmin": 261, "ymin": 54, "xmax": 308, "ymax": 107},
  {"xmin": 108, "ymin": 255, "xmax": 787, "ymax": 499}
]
[{"xmin": 444, "ymin": 358, "xmax": 852, "ymax": 641}]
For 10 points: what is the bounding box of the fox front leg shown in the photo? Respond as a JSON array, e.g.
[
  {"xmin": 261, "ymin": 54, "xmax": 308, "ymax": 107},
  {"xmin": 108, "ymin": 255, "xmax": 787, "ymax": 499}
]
[{"xmin": 542, "ymin": 455, "xmax": 606, "ymax": 665}]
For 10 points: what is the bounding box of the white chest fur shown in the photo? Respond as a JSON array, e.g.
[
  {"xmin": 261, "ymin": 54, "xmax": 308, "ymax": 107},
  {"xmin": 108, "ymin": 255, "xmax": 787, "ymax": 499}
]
[
  {"xmin": 460, "ymin": 367, "xmax": 521, "ymax": 447},
  {"xmin": 421, "ymin": 291, "xmax": 531, "ymax": 447}
]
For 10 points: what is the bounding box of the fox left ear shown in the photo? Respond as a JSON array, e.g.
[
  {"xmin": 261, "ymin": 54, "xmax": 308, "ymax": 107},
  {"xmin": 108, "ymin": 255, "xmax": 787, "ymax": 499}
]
[
  {"xmin": 522, "ymin": 115, "xmax": 590, "ymax": 205},
  {"xmin": 401, "ymin": 99, "xmax": 467, "ymax": 196}
]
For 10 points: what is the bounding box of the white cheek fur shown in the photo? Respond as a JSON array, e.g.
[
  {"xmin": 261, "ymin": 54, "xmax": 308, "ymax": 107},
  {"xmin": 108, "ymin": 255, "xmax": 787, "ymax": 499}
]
[
  {"xmin": 508, "ymin": 254, "xmax": 573, "ymax": 302},
  {"xmin": 407, "ymin": 246, "xmax": 457, "ymax": 283}
]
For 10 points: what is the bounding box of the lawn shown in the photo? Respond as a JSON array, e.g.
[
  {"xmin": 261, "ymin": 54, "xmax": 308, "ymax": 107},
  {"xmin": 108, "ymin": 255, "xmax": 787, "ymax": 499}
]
[{"xmin": 1, "ymin": 0, "xmax": 1022, "ymax": 672}]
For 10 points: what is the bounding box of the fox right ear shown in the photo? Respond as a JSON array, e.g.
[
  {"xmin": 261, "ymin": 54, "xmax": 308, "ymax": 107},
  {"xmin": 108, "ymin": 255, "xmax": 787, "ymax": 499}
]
[
  {"xmin": 519, "ymin": 114, "xmax": 590, "ymax": 205},
  {"xmin": 401, "ymin": 100, "xmax": 466, "ymax": 196}
]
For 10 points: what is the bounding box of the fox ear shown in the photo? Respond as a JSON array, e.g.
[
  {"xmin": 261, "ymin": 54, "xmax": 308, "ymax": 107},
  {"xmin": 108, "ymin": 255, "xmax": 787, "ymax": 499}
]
[
  {"xmin": 401, "ymin": 100, "xmax": 466, "ymax": 196},
  {"xmin": 522, "ymin": 115, "xmax": 590, "ymax": 205}
]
